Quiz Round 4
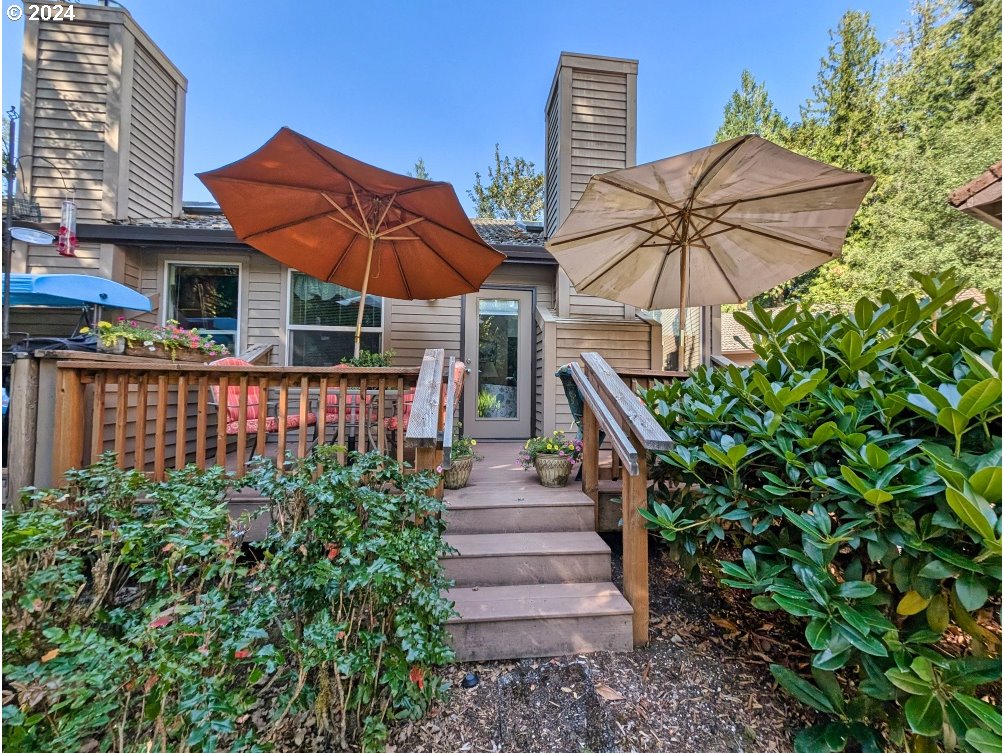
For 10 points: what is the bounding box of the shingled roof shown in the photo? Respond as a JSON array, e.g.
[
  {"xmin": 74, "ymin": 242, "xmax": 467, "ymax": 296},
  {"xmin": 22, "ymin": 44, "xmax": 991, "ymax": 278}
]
[{"xmin": 99, "ymin": 209, "xmax": 553, "ymax": 262}]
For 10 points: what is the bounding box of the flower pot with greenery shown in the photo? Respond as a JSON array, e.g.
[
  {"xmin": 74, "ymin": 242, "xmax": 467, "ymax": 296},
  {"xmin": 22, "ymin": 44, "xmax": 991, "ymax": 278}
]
[
  {"xmin": 442, "ymin": 431, "xmax": 482, "ymax": 489},
  {"xmin": 518, "ymin": 430, "xmax": 583, "ymax": 487},
  {"xmin": 86, "ymin": 318, "xmax": 229, "ymax": 362}
]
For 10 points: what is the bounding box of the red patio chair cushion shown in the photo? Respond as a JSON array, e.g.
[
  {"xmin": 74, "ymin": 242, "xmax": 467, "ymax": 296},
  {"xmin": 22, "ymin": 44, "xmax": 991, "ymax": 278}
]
[{"xmin": 225, "ymin": 411, "xmax": 317, "ymax": 436}]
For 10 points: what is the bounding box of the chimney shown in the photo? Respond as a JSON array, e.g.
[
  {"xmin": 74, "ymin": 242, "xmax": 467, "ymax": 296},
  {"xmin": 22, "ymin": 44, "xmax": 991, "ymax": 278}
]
[
  {"xmin": 18, "ymin": 2, "xmax": 187, "ymax": 222},
  {"xmin": 544, "ymin": 52, "xmax": 638, "ymax": 237}
]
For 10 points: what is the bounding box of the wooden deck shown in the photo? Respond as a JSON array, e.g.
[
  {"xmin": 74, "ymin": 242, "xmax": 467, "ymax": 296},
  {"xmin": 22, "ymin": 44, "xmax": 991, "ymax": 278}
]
[{"xmin": 442, "ymin": 441, "xmax": 634, "ymax": 661}]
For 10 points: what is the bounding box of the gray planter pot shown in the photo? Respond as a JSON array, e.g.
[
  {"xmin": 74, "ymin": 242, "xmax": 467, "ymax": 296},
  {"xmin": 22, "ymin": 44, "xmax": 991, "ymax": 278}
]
[
  {"xmin": 443, "ymin": 455, "xmax": 474, "ymax": 489},
  {"xmin": 533, "ymin": 454, "xmax": 572, "ymax": 488}
]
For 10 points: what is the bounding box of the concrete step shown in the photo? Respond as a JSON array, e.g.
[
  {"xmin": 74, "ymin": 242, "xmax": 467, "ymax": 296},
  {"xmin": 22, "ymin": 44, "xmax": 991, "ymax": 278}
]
[
  {"xmin": 444, "ymin": 487, "xmax": 594, "ymax": 533},
  {"xmin": 447, "ymin": 582, "xmax": 633, "ymax": 661},
  {"xmin": 442, "ymin": 532, "xmax": 611, "ymax": 587}
]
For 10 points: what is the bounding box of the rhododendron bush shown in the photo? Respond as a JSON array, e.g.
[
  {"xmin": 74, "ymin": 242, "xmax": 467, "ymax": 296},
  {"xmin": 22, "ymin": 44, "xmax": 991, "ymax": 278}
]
[{"xmin": 2, "ymin": 448, "xmax": 454, "ymax": 752}]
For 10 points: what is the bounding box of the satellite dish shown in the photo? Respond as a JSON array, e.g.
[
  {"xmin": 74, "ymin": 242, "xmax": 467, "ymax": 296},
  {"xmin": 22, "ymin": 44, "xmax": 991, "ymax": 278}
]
[{"xmin": 10, "ymin": 227, "xmax": 56, "ymax": 245}]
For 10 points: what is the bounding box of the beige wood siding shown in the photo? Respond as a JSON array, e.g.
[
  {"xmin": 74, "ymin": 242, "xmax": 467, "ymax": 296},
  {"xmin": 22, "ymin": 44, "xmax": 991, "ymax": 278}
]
[
  {"xmin": 25, "ymin": 21, "xmax": 110, "ymax": 221},
  {"xmin": 386, "ymin": 297, "xmax": 462, "ymax": 365},
  {"xmin": 543, "ymin": 53, "xmax": 638, "ymax": 321},
  {"xmin": 18, "ymin": 3, "xmax": 187, "ymax": 224},
  {"xmin": 552, "ymin": 320, "xmax": 655, "ymax": 431},
  {"xmin": 127, "ymin": 44, "xmax": 180, "ymax": 218}
]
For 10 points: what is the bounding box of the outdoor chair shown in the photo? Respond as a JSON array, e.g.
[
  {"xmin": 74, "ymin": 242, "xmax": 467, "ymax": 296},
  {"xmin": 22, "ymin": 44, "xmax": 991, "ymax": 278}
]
[
  {"xmin": 208, "ymin": 357, "xmax": 318, "ymax": 458},
  {"xmin": 323, "ymin": 388, "xmax": 380, "ymax": 450}
]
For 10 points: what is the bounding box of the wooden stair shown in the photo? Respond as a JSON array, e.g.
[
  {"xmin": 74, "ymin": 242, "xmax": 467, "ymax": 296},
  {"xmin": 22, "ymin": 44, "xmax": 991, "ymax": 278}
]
[{"xmin": 442, "ymin": 443, "xmax": 633, "ymax": 662}]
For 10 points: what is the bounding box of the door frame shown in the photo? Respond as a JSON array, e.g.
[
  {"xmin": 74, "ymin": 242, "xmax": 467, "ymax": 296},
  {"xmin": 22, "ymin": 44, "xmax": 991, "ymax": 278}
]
[{"xmin": 461, "ymin": 285, "xmax": 536, "ymax": 440}]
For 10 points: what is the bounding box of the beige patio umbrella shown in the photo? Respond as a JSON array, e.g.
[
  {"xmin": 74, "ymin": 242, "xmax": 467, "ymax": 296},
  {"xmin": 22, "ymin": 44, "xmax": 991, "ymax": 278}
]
[{"xmin": 546, "ymin": 135, "xmax": 874, "ymax": 365}]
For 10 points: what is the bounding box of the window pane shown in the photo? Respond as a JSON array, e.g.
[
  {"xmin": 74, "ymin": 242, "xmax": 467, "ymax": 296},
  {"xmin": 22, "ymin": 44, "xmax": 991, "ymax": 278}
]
[
  {"xmin": 167, "ymin": 264, "xmax": 239, "ymax": 347},
  {"xmin": 290, "ymin": 330, "xmax": 380, "ymax": 366},
  {"xmin": 289, "ymin": 272, "xmax": 381, "ymax": 328},
  {"xmin": 476, "ymin": 298, "xmax": 519, "ymax": 419}
]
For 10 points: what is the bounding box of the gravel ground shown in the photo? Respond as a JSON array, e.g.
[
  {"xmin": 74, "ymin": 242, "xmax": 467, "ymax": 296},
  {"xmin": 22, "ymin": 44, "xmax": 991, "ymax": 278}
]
[{"xmin": 392, "ymin": 542, "xmax": 813, "ymax": 753}]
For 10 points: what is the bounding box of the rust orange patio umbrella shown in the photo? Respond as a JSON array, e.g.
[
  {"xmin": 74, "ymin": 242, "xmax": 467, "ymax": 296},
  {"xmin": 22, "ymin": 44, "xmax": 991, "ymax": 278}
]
[{"xmin": 198, "ymin": 127, "xmax": 506, "ymax": 356}]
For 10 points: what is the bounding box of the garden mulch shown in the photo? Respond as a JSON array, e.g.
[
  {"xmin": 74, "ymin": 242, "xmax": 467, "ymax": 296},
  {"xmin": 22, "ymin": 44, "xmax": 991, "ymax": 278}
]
[{"xmin": 391, "ymin": 542, "xmax": 815, "ymax": 753}]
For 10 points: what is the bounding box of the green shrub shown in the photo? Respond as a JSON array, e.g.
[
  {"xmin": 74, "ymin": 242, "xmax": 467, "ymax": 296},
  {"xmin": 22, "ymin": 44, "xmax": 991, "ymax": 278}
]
[
  {"xmin": 340, "ymin": 349, "xmax": 396, "ymax": 367},
  {"xmin": 2, "ymin": 448, "xmax": 453, "ymax": 752},
  {"xmin": 639, "ymin": 273, "xmax": 1001, "ymax": 753}
]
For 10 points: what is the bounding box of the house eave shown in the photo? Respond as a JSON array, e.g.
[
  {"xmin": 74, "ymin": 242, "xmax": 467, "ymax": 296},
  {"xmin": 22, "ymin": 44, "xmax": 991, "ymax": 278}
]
[{"xmin": 75, "ymin": 223, "xmax": 558, "ymax": 263}]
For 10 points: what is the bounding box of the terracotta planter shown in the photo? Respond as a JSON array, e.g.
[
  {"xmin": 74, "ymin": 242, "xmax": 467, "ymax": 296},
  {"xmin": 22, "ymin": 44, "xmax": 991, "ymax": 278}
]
[
  {"xmin": 443, "ymin": 455, "xmax": 474, "ymax": 489},
  {"xmin": 123, "ymin": 343, "xmax": 213, "ymax": 363},
  {"xmin": 533, "ymin": 454, "xmax": 572, "ymax": 487}
]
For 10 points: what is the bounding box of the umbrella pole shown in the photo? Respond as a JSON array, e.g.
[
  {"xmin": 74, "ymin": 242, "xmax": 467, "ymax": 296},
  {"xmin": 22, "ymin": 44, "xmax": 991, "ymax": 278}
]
[
  {"xmin": 678, "ymin": 245, "xmax": 689, "ymax": 369},
  {"xmin": 354, "ymin": 235, "xmax": 376, "ymax": 359}
]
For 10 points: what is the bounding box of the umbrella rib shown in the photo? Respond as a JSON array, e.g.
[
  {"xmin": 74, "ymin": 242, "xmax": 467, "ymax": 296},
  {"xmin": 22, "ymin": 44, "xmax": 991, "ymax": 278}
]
[
  {"xmin": 327, "ymin": 232, "xmax": 362, "ymax": 282},
  {"xmin": 404, "ymin": 223, "xmax": 483, "ymax": 289},
  {"xmin": 390, "ymin": 241, "xmax": 413, "ymax": 299},
  {"xmin": 594, "ymin": 174, "xmax": 687, "ymax": 213},
  {"xmin": 322, "ymin": 193, "xmax": 368, "ymax": 236},
  {"xmin": 694, "ymin": 175, "xmax": 874, "ymax": 212},
  {"xmin": 577, "ymin": 219, "xmax": 673, "ymax": 290},
  {"xmin": 688, "ymin": 212, "xmax": 835, "ymax": 257},
  {"xmin": 242, "ymin": 207, "xmax": 349, "ymax": 241},
  {"xmin": 703, "ymin": 244, "xmax": 744, "ymax": 302},
  {"xmin": 549, "ymin": 215, "xmax": 680, "ymax": 248},
  {"xmin": 405, "ymin": 214, "xmax": 499, "ymax": 258},
  {"xmin": 377, "ymin": 216, "xmax": 425, "ymax": 238},
  {"xmin": 689, "ymin": 135, "xmax": 753, "ymax": 199},
  {"xmin": 648, "ymin": 246, "xmax": 677, "ymax": 311}
]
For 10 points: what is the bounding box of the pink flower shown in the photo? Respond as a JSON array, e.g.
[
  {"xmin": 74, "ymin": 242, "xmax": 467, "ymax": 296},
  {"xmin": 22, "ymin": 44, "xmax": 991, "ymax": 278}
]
[{"xmin": 435, "ymin": 465, "xmax": 443, "ymax": 473}]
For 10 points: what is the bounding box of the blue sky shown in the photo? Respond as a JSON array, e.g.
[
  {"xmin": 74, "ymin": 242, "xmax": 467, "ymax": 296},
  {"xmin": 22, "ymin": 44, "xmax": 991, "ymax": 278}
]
[{"xmin": 3, "ymin": 0, "xmax": 911, "ymax": 215}]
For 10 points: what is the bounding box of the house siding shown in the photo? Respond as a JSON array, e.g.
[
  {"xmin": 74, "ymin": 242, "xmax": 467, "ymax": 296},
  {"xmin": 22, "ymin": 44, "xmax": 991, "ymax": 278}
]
[
  {"xmin": 18, "ymin": 2, "xmax": 186, "ymax": 225},
  {"xmin": 544, "ymin": 53, "xmax": 639, "ymax": 321},
  {"xmin": 126, "ymin": 43, "xmax": 180, "ymax": 218},
  {"xmin": 24, "ymin": 20, "xmax": 110, "ymax": 221}
]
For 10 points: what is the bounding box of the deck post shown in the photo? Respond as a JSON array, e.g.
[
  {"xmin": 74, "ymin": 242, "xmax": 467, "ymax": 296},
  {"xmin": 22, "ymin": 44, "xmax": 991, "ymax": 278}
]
[
  {"xmin": 581, "ymin": 400, "xmax": 599, "ymax": 516},
  {"xmin": 621, "ymin": 433, "xmax": 649, "ymax": 647},
  {"xmin": 52, "ymin": 365, "xmax": 87, "ymax": 486},
  {"xmin": 7, "ymin": 355, "xmax": 40, "ymax": 508}
]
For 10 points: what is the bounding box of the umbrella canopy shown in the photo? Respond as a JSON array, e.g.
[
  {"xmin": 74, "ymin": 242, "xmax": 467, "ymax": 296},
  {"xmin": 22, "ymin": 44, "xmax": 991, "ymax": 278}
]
[
  {"xmin": 546, "ymin": 135, "xmax": 874, "ymax": 362},
  {"xmin": 2, "ymin": 274, "xmax": 152, "ymax": 311},
  {"xmin": 198, "ymin": 128, "xmax": 506, "ymax": 356}
]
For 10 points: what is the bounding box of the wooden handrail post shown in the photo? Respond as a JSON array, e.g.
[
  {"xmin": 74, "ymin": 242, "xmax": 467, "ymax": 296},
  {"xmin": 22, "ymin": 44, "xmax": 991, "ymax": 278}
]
[
  {"xmin": 621, "ymin": 433, "xmax": 649, "ymax": 647},
  {"xmin": 581, "ymin": 400, "xmax": 599, "ymax": 520},
  {"xmin": 406, "ymin": 348, "xmax": 445, "ymax": 499},
  {"xmin": 52, "ymin": 366, "xmax": 87, "ymax": 486}
]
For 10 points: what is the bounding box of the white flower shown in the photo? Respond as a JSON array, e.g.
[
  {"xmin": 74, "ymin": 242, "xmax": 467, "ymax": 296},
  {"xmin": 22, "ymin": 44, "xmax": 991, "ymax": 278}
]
[{"xmin": 143, "ymin": 340, "xmax": 154, "ymax": 346}]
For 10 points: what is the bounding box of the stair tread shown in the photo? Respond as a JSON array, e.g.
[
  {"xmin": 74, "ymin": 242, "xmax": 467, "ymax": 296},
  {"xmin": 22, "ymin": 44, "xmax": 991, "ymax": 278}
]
[
  {"xmin": 443, "ymin": 531, "xmax": 609, "ymax": 558},
  {"xmin": 446, "ymin": 487, "xmax": 592, "ymax": 509},
  {"xmin": 447, "ymin": 582, "xmax": 632, "ymax": 623}
]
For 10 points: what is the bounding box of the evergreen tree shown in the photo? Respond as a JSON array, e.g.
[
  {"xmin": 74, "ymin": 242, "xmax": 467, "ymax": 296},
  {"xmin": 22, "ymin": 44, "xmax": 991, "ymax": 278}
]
[
  {"xmin": 714, "ymin": 70, "xmax": 790, "ymax": 144},
  {"xmin": 407, "ymin": 158, "xmax": 430, "ymax": 180},
  {"xmin": 799, "ymin": 10, "xmax": 883, "ymax": 169},
  {"xmin": 468, "ymin": 144, "xmax": 544, "ymax": 221}
]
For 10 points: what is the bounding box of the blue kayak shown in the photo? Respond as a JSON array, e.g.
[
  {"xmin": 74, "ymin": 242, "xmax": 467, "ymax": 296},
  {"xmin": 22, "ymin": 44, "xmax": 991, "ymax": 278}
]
[{"xmin": 2, "ymin": 274, "xmax": 152, "ymax": 311}]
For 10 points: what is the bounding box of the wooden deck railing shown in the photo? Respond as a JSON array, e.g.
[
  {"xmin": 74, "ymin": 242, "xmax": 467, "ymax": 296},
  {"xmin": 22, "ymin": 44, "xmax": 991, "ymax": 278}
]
[
  {"xmin": 615, "ymin": 367, "xmax": 688, "ymax": 393},
  {"xmin": 576, "ymin": 351, "xmax": 673, "ymax": 647},
  {"xmin": 50, "ymin": 356, "xmax": 444, "ymax": 484}
]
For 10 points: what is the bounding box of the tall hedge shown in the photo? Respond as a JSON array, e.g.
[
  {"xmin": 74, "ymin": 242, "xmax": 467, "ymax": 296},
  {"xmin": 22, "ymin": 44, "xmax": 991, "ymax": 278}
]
[{"xmin": 640, "ymin": 273, "xmax": 1001, "ymax": 753}]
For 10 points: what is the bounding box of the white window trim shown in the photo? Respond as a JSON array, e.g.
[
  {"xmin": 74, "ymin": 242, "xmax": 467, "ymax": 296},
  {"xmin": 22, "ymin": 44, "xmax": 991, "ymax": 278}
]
[
  {"xmin": 163, "ymin": 259, "xmax": 244, "ymax": 354},
  {"xmin": 284, "ymin": 268, "xmax": 384, "ymax": 365}
]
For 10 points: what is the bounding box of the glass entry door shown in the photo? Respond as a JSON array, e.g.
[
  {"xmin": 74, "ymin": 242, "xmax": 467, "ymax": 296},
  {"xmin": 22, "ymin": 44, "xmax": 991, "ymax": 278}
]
[{"xmin": 463, "ymin": 289, "xmax": 532, "ymax": 439}]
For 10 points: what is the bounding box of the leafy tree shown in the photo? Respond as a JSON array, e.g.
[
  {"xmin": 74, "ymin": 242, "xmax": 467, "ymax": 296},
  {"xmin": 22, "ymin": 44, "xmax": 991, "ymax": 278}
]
[
  {"xmin": 468, "ymin": 144, "xmax": 544, "ymax": 221},
  {"xmin": 714, "ymin": 70, "xmax": 790, "ymax": 145},
  {"xmin": 798, "ymin": 10, "xmax": 883, "ymax": 170},
  {"xmin": 408, "ymin": 157, "xmax": 430, "ymax": 180}
]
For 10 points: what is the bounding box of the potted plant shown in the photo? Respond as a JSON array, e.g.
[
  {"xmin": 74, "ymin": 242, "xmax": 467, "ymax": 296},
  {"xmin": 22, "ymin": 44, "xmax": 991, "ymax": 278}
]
[
  {"xmin": 442, "ymin": 430, "xmax": 482, "ymax": 490},
  {"xmin": 85, "ymin": 318, "xmax": 229, "ymax": 362},
  {"xmin": 340, "ymin": 349, "xmax": 396, "ymax": 367},
  {"xmin": 517, "ymin": 430, "xmax": 582, "ymax": 488}
]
